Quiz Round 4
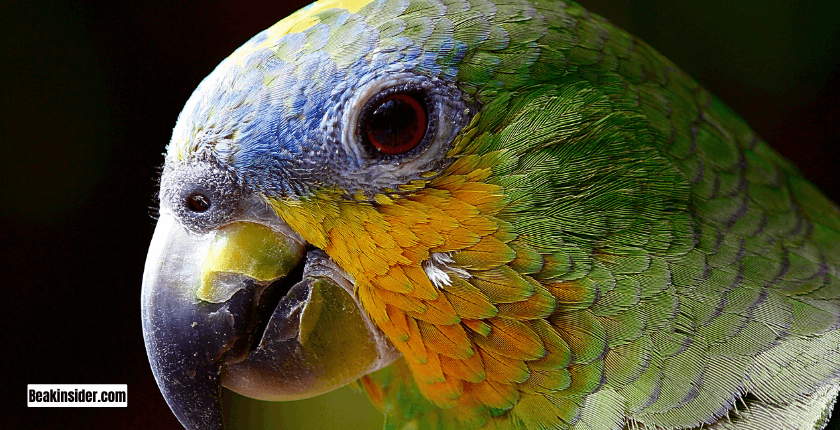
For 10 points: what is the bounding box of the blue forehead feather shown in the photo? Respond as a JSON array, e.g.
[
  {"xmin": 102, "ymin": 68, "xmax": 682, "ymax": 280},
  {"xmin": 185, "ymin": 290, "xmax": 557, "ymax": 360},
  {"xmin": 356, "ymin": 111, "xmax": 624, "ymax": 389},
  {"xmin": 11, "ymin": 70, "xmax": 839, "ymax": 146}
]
[{"xmin": 169, "ymin": 6, "xmax": 465, "ymax": 198}]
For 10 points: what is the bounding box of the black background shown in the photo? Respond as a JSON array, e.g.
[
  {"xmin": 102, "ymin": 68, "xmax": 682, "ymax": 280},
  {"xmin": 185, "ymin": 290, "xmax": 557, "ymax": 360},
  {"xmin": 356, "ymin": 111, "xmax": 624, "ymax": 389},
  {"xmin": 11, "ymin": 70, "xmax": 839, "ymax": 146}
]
[{"xmin": 3, "ymin": 0, "xmax": 838, "ymax": 428}]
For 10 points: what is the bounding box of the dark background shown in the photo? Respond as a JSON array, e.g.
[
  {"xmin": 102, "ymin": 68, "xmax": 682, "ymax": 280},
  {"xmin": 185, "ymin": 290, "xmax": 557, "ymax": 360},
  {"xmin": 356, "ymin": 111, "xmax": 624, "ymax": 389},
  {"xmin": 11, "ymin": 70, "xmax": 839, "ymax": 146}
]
[{"xmin": 3, "ymin": 0, "xmax": 838, "ymax": 428}]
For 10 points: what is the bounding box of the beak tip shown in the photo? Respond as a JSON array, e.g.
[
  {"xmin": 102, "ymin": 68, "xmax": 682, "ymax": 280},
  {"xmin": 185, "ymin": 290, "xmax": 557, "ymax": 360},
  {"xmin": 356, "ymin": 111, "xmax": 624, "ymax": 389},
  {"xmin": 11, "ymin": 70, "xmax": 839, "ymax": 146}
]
[
  {"xmin": 158, "ymin": 367, "xmax": 225, "ymax": 430},
  {"xmin": 143, "ymin": 304, "xmax": 227, "ymax": 430},
  {"xmin": 141, "ymin": 213, "xmax": 265, "ymax": 430}
]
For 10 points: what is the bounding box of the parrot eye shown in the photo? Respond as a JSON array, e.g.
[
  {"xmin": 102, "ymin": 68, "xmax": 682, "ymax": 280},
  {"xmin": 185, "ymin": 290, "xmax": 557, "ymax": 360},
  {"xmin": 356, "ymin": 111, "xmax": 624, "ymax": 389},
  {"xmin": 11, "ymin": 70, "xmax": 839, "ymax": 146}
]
[
  {"xmin": 363, "ymin": 92, "xmax": 428, "ymax": 155},
  {"xmin": 334, "ymin": 74, "xmax": 472, "ymax": 193},
  {"xmin": 358, "ymin": 87, "xmax": 434, "ymax": 157},
  {"xmin": 185, "ymin": 192, "xmax": 211, "ymax": 212}
]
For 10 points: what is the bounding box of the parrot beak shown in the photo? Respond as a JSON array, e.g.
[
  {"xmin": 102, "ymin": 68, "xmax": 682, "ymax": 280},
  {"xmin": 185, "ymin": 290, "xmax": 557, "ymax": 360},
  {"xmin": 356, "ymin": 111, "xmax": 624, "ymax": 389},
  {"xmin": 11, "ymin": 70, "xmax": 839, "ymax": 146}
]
[{"xmin": 142, "ymin": 207, "xmax": 399, "ymax": 430}]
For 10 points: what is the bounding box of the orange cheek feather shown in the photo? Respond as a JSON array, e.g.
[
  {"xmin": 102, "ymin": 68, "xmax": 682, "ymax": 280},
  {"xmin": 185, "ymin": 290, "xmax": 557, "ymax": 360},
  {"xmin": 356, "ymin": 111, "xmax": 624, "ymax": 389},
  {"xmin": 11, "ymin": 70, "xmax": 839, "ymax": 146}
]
[{"xmin": 267, "ymin": 151, "xmax": 559, "ymax": 419}]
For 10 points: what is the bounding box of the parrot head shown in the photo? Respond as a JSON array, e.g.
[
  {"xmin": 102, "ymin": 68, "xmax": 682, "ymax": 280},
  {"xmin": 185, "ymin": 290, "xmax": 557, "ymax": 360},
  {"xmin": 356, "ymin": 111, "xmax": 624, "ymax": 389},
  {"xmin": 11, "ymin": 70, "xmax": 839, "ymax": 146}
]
[
  {"xmin": 143, "ymin": 0, "xmax": 488, "ymax": 427},
  {"xmin": 142, "ymin": 1, "xmax": 840, "ymax": 429},
  {"xmin": 143, "ymin": 0, "xmax": 691, "ymax": 427}
]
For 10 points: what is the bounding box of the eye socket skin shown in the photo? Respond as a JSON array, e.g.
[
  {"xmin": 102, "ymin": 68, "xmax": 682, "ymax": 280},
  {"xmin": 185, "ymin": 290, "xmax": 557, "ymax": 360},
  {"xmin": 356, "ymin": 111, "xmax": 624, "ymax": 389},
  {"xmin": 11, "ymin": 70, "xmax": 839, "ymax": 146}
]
[{"xmin": 364, "ymin": 93, "xmax": 428, "ymax": 155}]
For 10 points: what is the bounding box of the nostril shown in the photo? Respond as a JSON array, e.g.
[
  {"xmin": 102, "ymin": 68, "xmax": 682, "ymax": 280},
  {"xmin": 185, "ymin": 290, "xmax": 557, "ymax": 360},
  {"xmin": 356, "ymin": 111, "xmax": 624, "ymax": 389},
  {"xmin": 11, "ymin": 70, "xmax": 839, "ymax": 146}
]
[{"xmin": 186, "ymin": 193, "xmax": 211, "ymax": 212}]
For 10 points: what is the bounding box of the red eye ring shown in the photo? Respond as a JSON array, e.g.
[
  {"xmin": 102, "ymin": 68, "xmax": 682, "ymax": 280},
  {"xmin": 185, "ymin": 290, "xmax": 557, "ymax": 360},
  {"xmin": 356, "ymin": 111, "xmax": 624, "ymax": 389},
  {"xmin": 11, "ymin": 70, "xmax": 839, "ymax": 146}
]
[{"xmin": 364, "ymin": 93, "xmax": 427, "ymax": 155}]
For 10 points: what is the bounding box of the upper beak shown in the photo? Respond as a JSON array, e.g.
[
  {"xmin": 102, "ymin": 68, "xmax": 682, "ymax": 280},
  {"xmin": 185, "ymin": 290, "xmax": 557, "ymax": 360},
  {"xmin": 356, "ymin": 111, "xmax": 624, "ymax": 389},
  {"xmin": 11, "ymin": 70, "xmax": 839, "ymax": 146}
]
[{"xmin": 141, "ymin": 207, "xmax": 398, "ymax": 429}]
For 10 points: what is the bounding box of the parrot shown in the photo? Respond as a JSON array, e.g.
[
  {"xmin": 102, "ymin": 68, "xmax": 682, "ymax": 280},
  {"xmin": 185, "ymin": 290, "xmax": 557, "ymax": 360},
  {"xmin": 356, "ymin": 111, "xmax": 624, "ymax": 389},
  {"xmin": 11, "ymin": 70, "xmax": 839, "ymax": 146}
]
[{"xmin": 140, "ymin": 0, "xmax": 840, "ymax": 429}]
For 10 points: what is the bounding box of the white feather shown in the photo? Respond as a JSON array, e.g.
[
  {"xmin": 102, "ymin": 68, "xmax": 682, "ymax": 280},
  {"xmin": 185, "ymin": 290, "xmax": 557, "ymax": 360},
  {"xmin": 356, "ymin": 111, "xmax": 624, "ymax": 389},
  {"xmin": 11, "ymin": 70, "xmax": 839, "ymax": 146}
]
[{"xmin": 422, "ymin": 252, "xmax": 470, "ymax": 289}]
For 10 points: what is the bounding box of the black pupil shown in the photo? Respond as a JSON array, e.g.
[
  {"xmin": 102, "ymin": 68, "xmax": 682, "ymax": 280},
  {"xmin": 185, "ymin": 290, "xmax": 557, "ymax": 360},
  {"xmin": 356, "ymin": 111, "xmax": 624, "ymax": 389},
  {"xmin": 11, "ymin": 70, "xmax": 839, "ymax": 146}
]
[
  {"xmin": 366, "ymin": 94, "xmax": 424, "ymax": 153},
  {"xmin": 186, "ymin": 193, "xmax": 211, "ymax": 212}
]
